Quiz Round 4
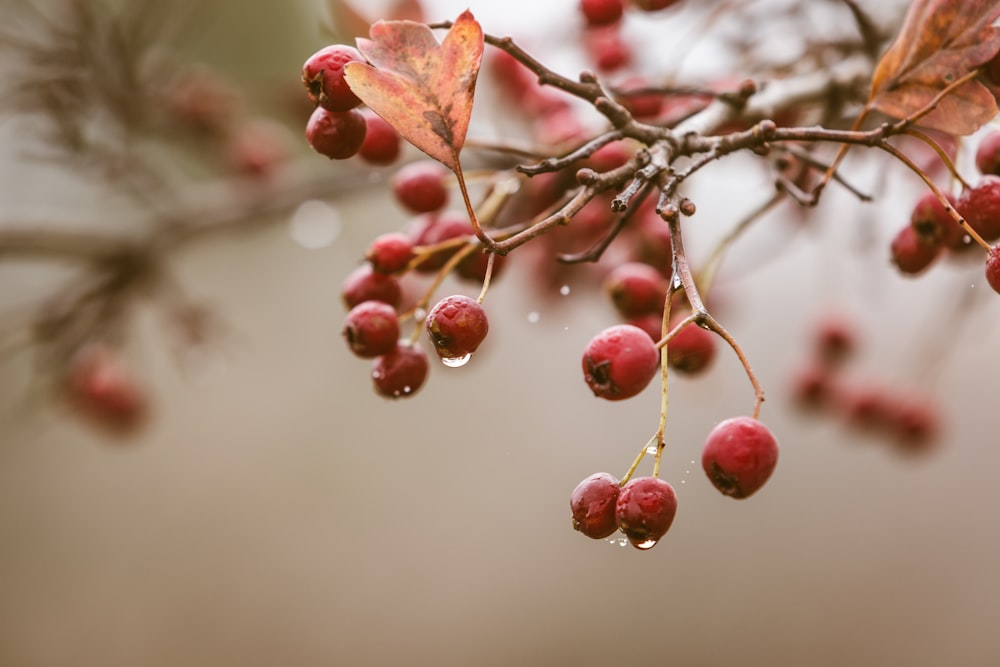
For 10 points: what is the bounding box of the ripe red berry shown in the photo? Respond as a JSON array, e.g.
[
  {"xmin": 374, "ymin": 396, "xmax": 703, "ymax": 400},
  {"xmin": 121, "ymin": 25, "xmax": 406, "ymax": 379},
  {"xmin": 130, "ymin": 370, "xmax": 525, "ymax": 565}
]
[
  {"xmin": 341, "ymin": 264, "xmax": 403, "ymax": 310},
  {"xmin": 890, "ymin": 225, "xmax": 941, "ymax": 275},
  {"xmin": 371, "ymin": 343, "xmax": 429, "ymax": 399},
  {"xmin": 584, "ymin": 25, "xmax": 632, "ymax": 72},
  {"xmin": 65, "ymin": 344, "xmax": 148, "ymax": 433},
  {"xmin": 615, "ymin": 476, "xmax": 678, "ymax": 549},
  {"xmin": 975, "ymin": 130, "xmax": 1000, "ymax": 176},
  {"xmin": 909, "ymin": 191, "xmax": 965, "ymax": 249},
  {"xmin": 392, "ymin": 161, "xmax": 449, "ymax": 213},
  {"xmin": 582, "ymin": 324, "xmax": 660, "ymax": 401},
  {"xmin": 409, "ymin": 212, "xmax": 473, "ymax": 273},
  {"xmin": 579, "ymin": 0, "xmax": 624, "ymax": 26},
  {"xmin": 667, "ymin": 322, "xmax": 716, "ymax": 375},
  {"xmin": 305, "ymin": 106, "xmax": 367, "ymax": 160},
  {"xmin": 425, "ymin": 295, "xmax": 489, "ymax": 361},
  {"xmin": 887, "ymin": 396, "xmax": 940, "ymax": 453},
  {"xmin": 957, "ymin": 175, "xmax": 1000, "ymax": 241},
  {"xmin": 701, "ymin": 417, "xmax": 779, "ymax": 499},
  {"xmin": 302, "ymin": 44, "xmax": 364, "ymax": 112},
  {"xmin": 603, "ymin": 262, "xmax": 669, "ymax": 318},
  {"xmin": 614, "ymin": 77, "xmax": 665, "ymax": 120},
  {"xmin": 343, "ymin": 301, "xmax": 400, "ymax": 358},
  {"xmin": 358, "ymin": 109, "xmax": 401, "ymax": 165},
  {"xmin": 365, "ymin": 232, "xmax": 414, "ymax": 274},
  {"xmin": 986, "ymin": 245, "xmax": 1000, "ymax": 294},
  {"xmin": 813, "ymin": 315, "xmax": 856, "ymax": 366},
  {"xmin": 789, "ymin": 363, "xmax": 835, "ymax": 411},
  {"xmin": 570, "ymin": 472, "xmax": 621, "ymax": 539}
]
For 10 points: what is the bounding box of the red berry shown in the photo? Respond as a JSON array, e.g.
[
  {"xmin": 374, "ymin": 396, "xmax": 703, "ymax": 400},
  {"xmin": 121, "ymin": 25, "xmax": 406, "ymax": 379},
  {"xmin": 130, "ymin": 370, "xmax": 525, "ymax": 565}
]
[
  {"xmin": 365, "ymin": 232, "xmax": 414, "ymax": 274},
  {"xmin": 957, "ymin": 175, "xmax": 1000, "ymax": 241},
  {"xmin": 603, "ymin": 262, "xmax": 669, "ymax": 318},
  {"xmin": 65, "ymin": 344, "xmax": 148, "ymax": 434},
  {"xmin": 615, "ymin": 476, "xmax": 678, "ymax": 549},
  {"xmin": 456, "ymin": 247, "xmax": 506, "ymax": 284},
  {"xmin": 841, "ymin": 384, "xmax": 893, "ymax": 432},
  {"xmin": 302, "ymin": 44, "xmax": 364, "ymax": 112},
  {"xmin": 890, "ymin": 225, "xmax": 941, "ymax": 275},
  {"xmin": 570, "ymin": 472, "xmax": 621, "ymax": 539},
  {"xmin": 887, "ymin": 396, "xmax": 940, "ymax": 453},
  {"xmin": 371, "ymin": 343, "xmax": 429, "ymax": 399},
  {"xmin": 341, "ymin": 264, "xmax": 403, "ymax": 310},
  {"xmin": 909, "ymin": 191, "xmax": 965, "ymax": 250},
  {"xmin": 584, "ymin": 25, "xmax": 632, "ymax": 72},
  {"xmin": 343, "ymin": 301, "xmax": 400, "ymax": 358},
  {"xmin": 667, "ymin": 322, "xmax": 716, "ymax": 375},
  {"xmin": 975, "ymin": 130, "xmax": 1000, "ymax": 176},
  {"xmin": 614, "ymin": 77, "xmax": 665, "ymax": 120},
  {"xmin": 580, "ymin": 0, "xmax": 624, "ymax": 26},
  {"xmin": 226, "ymin": 118, "xmax": 292, "ymax": 179},
  {"xmin": 632, "ymin": 0, "xmax": 681, "ymax": 10},
  {"xmin": 410, "ymin": 212, "xmax": 473, "ymax": 273},
  {"xmin": 582, "ymin": 324, "xmax": 660, "ymax": 401},
  {"xmin": 305, "ymin": 106, "xmax": 367, "ymax": 160},
  {"xmin": 625, "ymin": 312, "xmax": 664, "ymax": 342},
  {"xmin": 789, "ymin": 363, "xmax": 835, "ymax": 410},
  {"xmin": 392, "ymin": 161, "xmax": 449, "ymax": 213},
  {"xmin": 702, "ymin": 417, "xmax": 779, "ymax": 499},
  {"xmin": 358, "ymin": 109, "xmax": 401, "ymax": 165},
  {"xmin": 986, "ymin": 245, "xmax": 1000, "ymax": 294},
  {"xmin": 813, "ymin": 315, "xmax": 856, "ymax": 366},
  {"xmin": 425, "ymin": 295, "xmax": 489, "ymax": 361}
]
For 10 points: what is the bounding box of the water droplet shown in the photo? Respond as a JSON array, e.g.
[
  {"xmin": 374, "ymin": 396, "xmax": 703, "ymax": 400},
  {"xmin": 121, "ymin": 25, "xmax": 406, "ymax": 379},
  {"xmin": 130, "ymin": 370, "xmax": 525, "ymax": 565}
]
[
  {"xmin": 414, "ymin": 308, "xmax": 427, "ymax": 323},
  {"xmin": 646, "ymin": 444, "xmax": 657, "ymax": 455},
  {"xmin": 527, "ymin": 311, "xmax": 540, "ymax": 324},
  {"xmin": 672, "ymin": 274, "xmax": 683, "ymax": 290},
  {"xmin": 441, "ymin": 353, "xmax": 471, "ymax": 368},
  {"xmin": 559, "ymin": 285, "xmax": 571, "ymax": 296},
  {"xmin": 402, "ymin": 385, "xmax": 412, "ymax": 394},
  {"xmin": 633, "ymin": 538, "xmax": 658, "ymax": 550},
  {"xmin": 288, "ymin": 200, "xmax": 342, "ymax": 249}
]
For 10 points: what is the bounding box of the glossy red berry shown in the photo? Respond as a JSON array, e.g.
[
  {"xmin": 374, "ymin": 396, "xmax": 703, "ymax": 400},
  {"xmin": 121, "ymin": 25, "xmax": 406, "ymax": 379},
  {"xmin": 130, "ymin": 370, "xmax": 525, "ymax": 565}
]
[
  {"xmin": 975, "ymin": 130, "xmax": 1000, "ymax": 176},
  {"xmin": 302, "ymin": 44, "xmax": 364, "ymax": 112},
  {"xmin": 425, "ymin": 295, "xmax": 489, "ymax": 361},
  {"xmin": 343, "ymin": 301, "xmax": 400, "ymax": 358},
  {"xmin": 371, "ymin": 343, "xmax": 429, "ymax": 399},
  {"xmin": 341, "ymin": 264, "xmax": 402, "ymax": 310},
  {"xmin": 603, "ymin": 262, "xmax": 668, "ymax": 318},
  {"xmin": 305, "ymin": 106, "xmax": 366, "ymax": 160},
  {"xmin": 365, "ymin": 232, "xmax": 414, "ymax": 274},
  {"xmin": 986, "ymin": 245, "xmax": 1000, "ymax": 294},
  {"xmin": 580, "ymin": 0, "xmax": 624, "ymax": 26},
  {"xmin": 957, "ymin": 175, "xmax": 1000, "ymax": 241},
  {"xmin": 702, "ymin": 417, "xmax": 779, "ymax": 499},
  {"xmin": 358, "ymin": 109, "xmax": 401, "ymax": 165},
  {"xmin": 392, "ymin": 161, "xmax": 449, "ymax": 213},
  {"xmin": 890, "ymin": 225, "xmax": 941, "ymax": 275},
  {"xmin": 582, "ymin": 324, "xmax": 660, "ymax": 401},
  {"xmin": 667, "ymin": 322, "xmax": 716, "ymax": 375},
  {"xmin": 570, "ymin": 472, "xmax": 621, "ymax": 539},
  {"xmin": 615, "ymin": 476, "xmax": 678, "ymax": 549}
]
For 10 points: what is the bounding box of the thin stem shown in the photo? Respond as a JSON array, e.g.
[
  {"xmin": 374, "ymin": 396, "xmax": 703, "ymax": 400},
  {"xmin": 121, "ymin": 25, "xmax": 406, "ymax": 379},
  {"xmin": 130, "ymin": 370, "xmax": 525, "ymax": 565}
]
[
  {"xmin": 901, "ymin": 127, "xmax": 970, "ymax": 190},
  {"xmin": 697, "ymin": 192, "xmax": 785, "ymax": 295},
  {"xmin": 621, "ymin": 435, "xmax": 657, "ymax": 486},
  {"xmin": 702, "ymin": 312, "xmax": 766, "ymax": 419},
  {"xmin": 477, "ymin": 253, "xmax": 496, "ymax": 304}
]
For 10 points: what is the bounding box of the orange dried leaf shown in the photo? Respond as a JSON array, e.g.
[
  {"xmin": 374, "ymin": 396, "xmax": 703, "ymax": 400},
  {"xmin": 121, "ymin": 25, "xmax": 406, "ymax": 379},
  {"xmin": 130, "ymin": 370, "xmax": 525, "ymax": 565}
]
[
  {"xmin": 343, "ymin": 10, "xmax": 483, "ymax": 171},
  {"xmin": 869, "ymin": 0, "xmax": 1000, "ymax": 135}
]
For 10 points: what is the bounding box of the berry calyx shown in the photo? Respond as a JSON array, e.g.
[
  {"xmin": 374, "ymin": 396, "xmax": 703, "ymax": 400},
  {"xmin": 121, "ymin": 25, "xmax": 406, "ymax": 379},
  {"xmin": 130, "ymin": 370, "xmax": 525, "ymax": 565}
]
[
  {"xmin": 341, "ymin": 264, "xmax": 403, "ymax": 310},
  {"xmin": 371, "ymin": 343, "xmax": 429, "ymax": 399},
  {"xmin": 615, "ymin": 476, "xmax": 678, "ymax": 549},
  {"xmin": 343, "ymin": 301, "xmax": 400, "ymax": 358},
  {"xmin": 392, "ymin": 161, "xmax": 449, "ymax": 213},
  {"xmin": 305, "ymin": 106, "xmax": 367, "ymax": 160},
  {"xmin": 667, "ymin": 322, "xmax": 716, "ymax": 375},
  {"xmin": 302, "ymin": 44, "xmax": 364, "ymax": 112},
  {"xmin": 425, "ymin": 295, "xmax": 489, "ymax": 361},
  {"xmin": 909, "ymin": 191, "xmax": 965, "ymax": 249},
  {"xmin": 570, "ymin": 472, "xmax": 621, "ymax": 539},
  {"xmin": 582, "ymin": 324, "xmax": 660, "ymax": 400},
  {"xmin": 701, "ymin": 417, "xmax": 779, "ymax": 499},
  {"xmin": 986, "ymin": 245, "xmax": 1000, "ymax": 294}
]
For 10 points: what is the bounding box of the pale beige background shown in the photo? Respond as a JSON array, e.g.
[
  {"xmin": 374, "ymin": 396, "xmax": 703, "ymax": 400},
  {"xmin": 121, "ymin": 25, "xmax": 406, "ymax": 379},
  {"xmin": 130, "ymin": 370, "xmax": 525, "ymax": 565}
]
[{"xmin": 1, "ymin": 1, "xmax": 999, "ymax": 665}]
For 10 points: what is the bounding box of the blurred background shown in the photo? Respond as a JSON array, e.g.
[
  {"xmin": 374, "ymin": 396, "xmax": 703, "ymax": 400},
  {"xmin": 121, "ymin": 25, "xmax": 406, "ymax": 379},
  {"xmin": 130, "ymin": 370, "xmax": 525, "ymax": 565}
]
[{"xmin": 1, "ymin": 0, "xmax": 999, "ymax": 665}]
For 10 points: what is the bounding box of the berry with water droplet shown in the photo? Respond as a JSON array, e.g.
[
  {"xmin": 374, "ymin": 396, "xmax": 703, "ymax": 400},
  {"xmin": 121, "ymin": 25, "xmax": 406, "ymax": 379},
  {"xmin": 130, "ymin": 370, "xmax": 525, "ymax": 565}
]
[
  {"xmin": 305, "ymin": 106, "xmax": 367, "ymax": 160},
  {"xmin": 341, "ymin": 264, "xmax": 402, "ymax": 310},
  {"xmin": 343, "ymin": 301, "xmax": 400, "ymax": 358},
  {"xmin": 425, "ymin": 295, "xmax": 489, "ymax": 361},
  {"xmin": 702, "ymin": 417, "xmax": 779, "ymax": 499},
  {"xmin": 302, "ymin": 44, "xmax": 364, "ymax": 112},
  {"xmin": 615, "ymin": 476, "xmax": 678, "ymax": 549},
  {"xmin": 570, "ymin": 472, "xmax": 621, "ymax": 539},
  {"xmin": 667, "ymin": 321, "xmax": 716, "ymax": 375},
  {"xmin": 393, "ymin": 161, "xmax": 449, "ymax": 213},
  {"xmin": 371, "ymin": 343, "xmax": 429, "ymax": 399},
  {"xmin": 582, "ymin": 324, "xmax": 660, "ymax": 400}
]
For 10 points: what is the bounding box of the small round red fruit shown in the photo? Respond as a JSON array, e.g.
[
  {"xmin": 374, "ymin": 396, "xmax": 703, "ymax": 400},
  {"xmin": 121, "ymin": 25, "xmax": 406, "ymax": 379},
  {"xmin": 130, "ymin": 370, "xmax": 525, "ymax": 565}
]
[
  {"xmin": 890, "ymin": 225, "xmax": 940, "ymax": 275},
  {"xmin": 302, "ymin": 44, "xmax": 364, "ymax": 112},
  {"xmin": 392, "ymin": 161, "xmax": 449, "ymax": 213},
  {"xmin": 975, "ymin": 130, "xmax": 1000, "ymax": 176},
  {"xmin": 371, "ymin": 343, "xmax": 429, "ymax": 399},
  {"xmin": 986, "ymin": 245, "xmax": 1000, "ymax": 294},
  {"xmin": 305, "ymin": 106, "xmax": 367, "ymax": 160},
  {"xmin": 615, "ymin": 476, "xmax": 678, "ymax": 549},
  {"xmin": 582, "ymin": 324, "xmax": 660, "ymax": 400},
  {"xmin": 343, "ymin": 301, "xmax": 400, "ymax": 358},
  {"xmin": 579, "ymin": 0, "xmax": 624, "ymax": 26},
  {"xmin": 425, "ymin": 295, "xmax": 489, "ymax": 361},
  {"xmin": 365, "ymin": 232, "xmax": 414, "ymax": 274},
  {"xmin": 667, "ymin": 322, "xmax": 716, "ymax": 375},
  {"xmin": 603, "ymin": 262, "xmax": 668, "ymax": 318},
  {"xmin": 570, "ymin": 472, "xmax": 621, "ymax": 539},
  {"xmin": 358, "ymin": 109, "xmax": 401, "ymax": 165},
  {"xmin": 702, "ymin": 417, "xmax": 779, "ymax": 499},
  {"xmin": 957, "ymin": 175, "xmax": 1000, "ymax": 241},
  {"xmin": 341, "ymin": 264, "xmax": 402, "ymax": 310}
]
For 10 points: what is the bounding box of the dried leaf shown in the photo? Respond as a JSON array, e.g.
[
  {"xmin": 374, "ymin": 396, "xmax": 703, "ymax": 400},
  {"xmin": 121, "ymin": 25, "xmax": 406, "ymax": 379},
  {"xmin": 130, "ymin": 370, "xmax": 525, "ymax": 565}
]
[
  {"xmin": 343, "ymin": 10, "xmax": 483, "ymax": 171},
  {"xmin": 869, "ymin": 0, "xmax": 1000, "ymax": 135}
]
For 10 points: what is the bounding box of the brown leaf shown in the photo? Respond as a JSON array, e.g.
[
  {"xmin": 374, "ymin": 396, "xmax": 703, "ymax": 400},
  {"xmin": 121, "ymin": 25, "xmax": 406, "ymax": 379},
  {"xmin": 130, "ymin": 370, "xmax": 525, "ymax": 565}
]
[
  {"xmin": 343, "ymin": 11, "xmax": 482, "ymax": 171},
  {"xmin": 869, "ymin": 0, "xmax": 1000, "ymax": 135}
]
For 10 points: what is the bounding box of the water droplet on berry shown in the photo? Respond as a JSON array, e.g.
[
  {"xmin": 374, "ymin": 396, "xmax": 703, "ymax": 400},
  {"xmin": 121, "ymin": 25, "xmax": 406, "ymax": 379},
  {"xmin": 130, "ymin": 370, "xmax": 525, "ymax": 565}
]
[
  {"xmin": 288, "ymin": 200, "xmax": 342, "ymax": 249},
  {"xmin": 559, "ymin": 285, "xmax": 571, "ymax": 296},
  {"xmin": 527, "ymin": 311, "xmax": 540, "ymax": 324},
  {"xmin": 633, "ymin": 538, "xmax": 658, "ymax": 550},
  {"xmin": 605, "ymin": 535, "xmax": 628, "ymax": 547},
  {"xmin": 440, "ymin": 353, "xmax": 471, "ymax": 368}
]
